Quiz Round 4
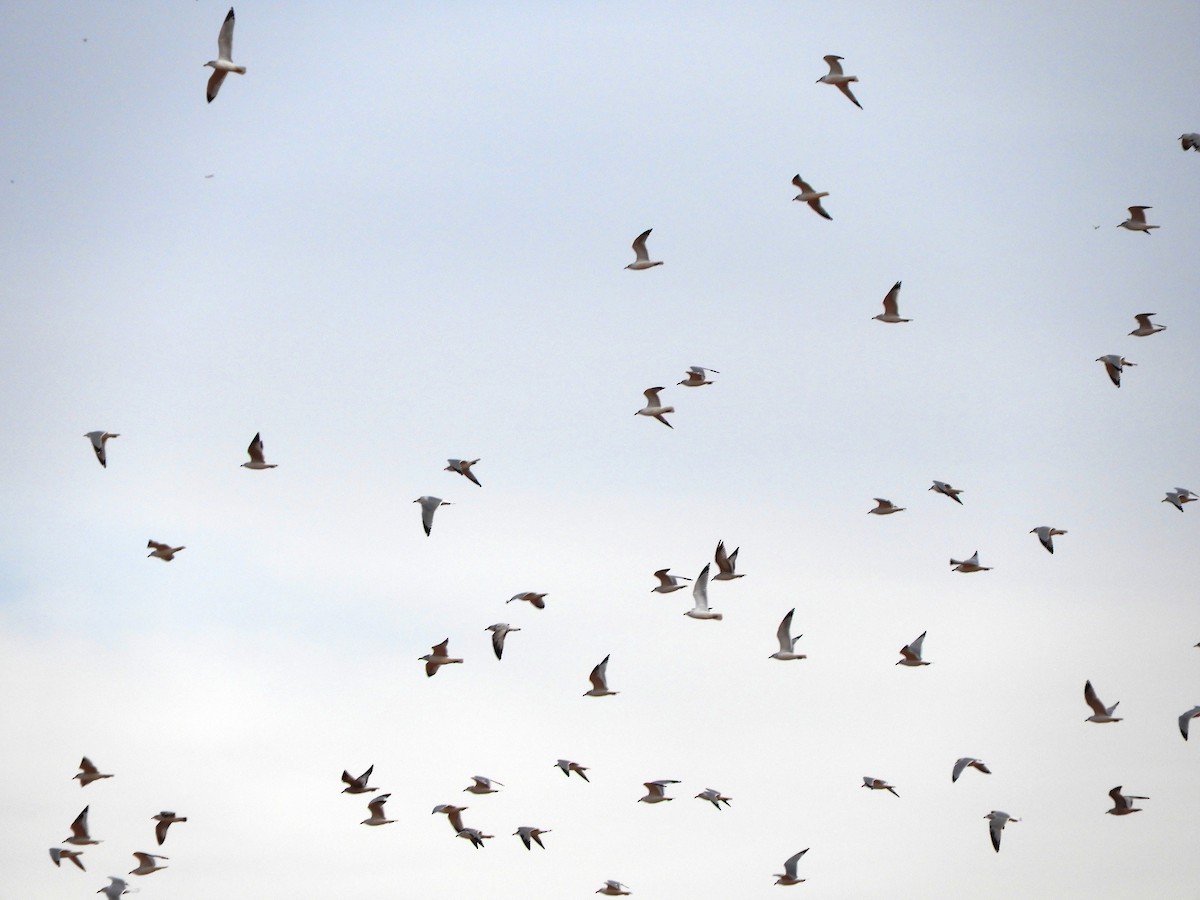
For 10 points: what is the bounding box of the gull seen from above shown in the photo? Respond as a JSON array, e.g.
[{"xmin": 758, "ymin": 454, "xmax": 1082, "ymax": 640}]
[
  {"xmin": 83, "ymin": 431, "xmax": 118, "ymax": 468},
  {"xmin": 872, "ymin": 281, "xmax": 910, "ymax": 323},
  {"xmin": 514, "ymin": 826, "xmax": 551, "ymax": 850},
  {"xmin": 635, "ymin": 387, "xmax": 674, "ymax": 429},
  {"xmin": 1181, "ymin": 133, "xmax": 1200, "ymax": 151},
  {"xmin": 596, "ymin": 881, "xmax": 632, "ymax": 896},
  {"xmin": 204, "ymin": 8, "xmax": 246, "ymax": 103},
  {"xmin": 444, "ymin": 458, "xmax": 481, "ymax": 486},
  {"xmin": 456, "ymin": 827, "xmax": 493, "ymax": 848},
  {"xmin": 695, "ymin": 788, "xmax": 732, "ymax": 809},
  {"xmin": 128, "ymin": 852, "xmax": 168, "ymax": 876},
  {"xmin": 555, "ymin": 759, "xmax": 590, "ymax": 781},
  {"xmin": 49, "ymin": 847, "xmax": 86, "ymax": 871},
  {"xmin": 929, "ymin": 480, "xmax": 963, "ymax": 504},
  {"xmin": 770, "ymin": 608, "xmax": 806, "ymax": 660},
  {"xmin": 1084, "ymin": 680, "xmax": 1122, "ymax": 723},
  {"xmin": 791, "ymin": 175, "xmax": 832, "ymax": 220},
  {"xmin": 507, "ymin": 591, "xmax": 547, "ymax": 610},
  {"xmin": 816, "ymin": 55, "xmax": 862, "ymax": 108},
  {"xmin": 98, "ymin": 877, "xmax": 132, "ymax": 900},
  {"xmin": 625, "ymin": 229, "xmax": 662, "ymax": 269},
  {"xmin": 1162, "ymin": 488, "xmax": 1197, "ymax": 512},
  {"xmin": 432, "ymin": 804, "xmax": 467, "ymax": 833}
]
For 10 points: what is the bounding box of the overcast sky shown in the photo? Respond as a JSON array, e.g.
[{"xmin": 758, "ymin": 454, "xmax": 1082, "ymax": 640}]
[{"xmin": 3, "ymin": 2, "xmax": 1200, "ymax": 897}]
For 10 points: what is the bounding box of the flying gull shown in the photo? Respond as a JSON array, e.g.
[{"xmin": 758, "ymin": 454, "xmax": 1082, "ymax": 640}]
[
  {"xmin": 872, "ymin": 281, "xmax": 910, "ymax": 323},
  {"xmin": 635, "ymin": 387, "xmax": 674, "ymax": 428},
  {"xmin": 791, "ymin": 175, "xmax": 832, "ymax": 219},
  {"xmin": 152, "ymin": 811, "xmax": 186, "ymax": 845},
  {"xmin": 485, "ymin": 623, "xmax": 520, "ymax": 659},
  {"xmin": 1096, "ymin": 355, "xmax": 1136, "ymax": 387},
  {"xmin": 1030, "ymin": 526, "xmax": 1067, "ymax": 554},
  {"xmin": 413, "ymin": 496, "xmax": 451, "ymax": 536},
  {"xmin": 678, "ymin": 366, "xmax": 719, "ymax": 386},
  {"xmin": 1129, "ymin": 313, "xmax": 1166, "ymax": 337},
  {"xmin": 1084, "ymin": 680, "xmax": 1122, "ymax": 723},
  {"xmin": 774, "ymin": 848, "xmax": 809, "ymax": 885},
  {"xmin": 950, "ymin": 551, "xmax": 991, "ymax": 573},
  {"xmin": 49, "ymin": 847, "xmax": 86, "ymax": 870},
  {"xmin": 147, "ymin": 540, "xmax": 185, "ymax": 562},
  {"xmin": 514, "ymin": 826, "xmax": 551, "ymax": 849},
  {"xmin": 651, "ymin": 569, "xmax": 691, "ymax": 594},
  {"xmin": 84, "ymin": 432, "xmax": 119, "ymax": 468},
  {"xmin": 770, "ymin": 608, "xmax": 806, "ymax": 660},
  {"xmin": 584, "ymin": 655, "xmax": 618, "ymax": 697},
  {"xmin": 685, "ymin": 563, "xmax": 722, "ymax": 621},
  {"xmin": 445, "ymin": 458, "xmax": 482, "ymax": 486},
  {"xmin": 241, "ymin": 432, "xmax": 277, "ymax": 469},
  {"xmin": 985, "ymin": 811, "xmax": 1017, "ymax": 852},
  {"xmin": 204, "ymin": 8, "xmax": 246, "ymax": 103},
  {"xmin": 128, "ymin": 852, "xmax": 168, "ymax": 876},
  {"xmin": 868, "ymin": 498, "xmax": 905, "ymax": 515},
  {"xmin": 625, "ymin": 229, "xmax": 662, "ymax": 269},
  {"xmin": 341, "ymin": 765, "xmax": 377, "ymax": 794},
  {"xmin": 929, "ymin": 480, "xmax": 963, "ymax": 504},
  {"xmin": 420, "ymin": 639, "xmax": 463, "ymax": 677},
  {"xmin": 556, "ymin": 759, "xmax": 590, "ymax": 781},
  {"xmin": 638, "ymin": 780, "xmax": 681, "ymax": 803},
  {"xmin": 64, "ymin": 807, "xmax": 100, "ymax": 845},
  {"xmin": 816, "ymin": 55, "xmax": 862, "ymax": 108},
  {"xmin": 361, "ymin": 794, "xmax": 394, "ymax": 826},
  {"xmin": 862, "ymin": 776, "xmax": 899, "ymax": 796},
  {"xmin": 1106, "ymin": 786, "xmax": 1148, "ymax": 816},
  {"xmin": 1117, "ymin": 206, "xmax": 1158, "ymax": 233},
  {"xmin": 952, "ymin": 758, "xmax": 991, "ymax": 782},
  {"xmin": 695, "ymin": 788, "xmax": 732, "ymax": 809},
  {"xmin": 74, "ymin": 758, "xmax": 113, "ymax": 788},
  {"xmin": 896, "ymin": 631, "xmax": 930, "ymax": 666}
]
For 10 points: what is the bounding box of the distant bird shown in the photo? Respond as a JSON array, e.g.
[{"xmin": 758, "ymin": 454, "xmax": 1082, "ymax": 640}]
[
  {"xmin": 1096, "ymin": 354, "xmax": 1136, "ymax": 387},
  {"xmin": 152, "ymin": 811, "xmax": 186, "ymax": 845},
  {"xmin": 791, "ymin": 175, "xmax": 832, "ymax": 219},
  {"xmin": 625, "ymin": 229, "xmax": 662, "ymax": 269},
  {"xmin": 456, "ymin": 827, "xmax": 493, "ymax": 848},
  {"xmin": 445, "ymin": 458, "xmax": 482, "ymax": 487},
  {"xmin": 1129, "ymin": 313, "xmax": 1166, "ymax": 337},
  {"xmin": 361, "ymin": 794, "xmax": 394, "ymax": 826},
  {"xmin": 1030, "ymin": 526, "xmax": 1067, "ymax": 554},
  {"xmin": 1178, "ymin": 705, "xmax": 1200, "ymax": 740},
  {"xmin": 868, "ymin": 498, "xmax": 904, "ymax": 515},
  {"xmin": 413, "ymin": 496, "xmax": 451, "ymax": 536},
  {"xmin": 485, "ymin": 623, "xmax": 520, "ymax": 659},
  {"xmin": 241, "ymin": 432, "xmax": 276, "ymax": 469},
  {"xmin": 872, "ymin": 281, "xmax": 910, "ymax": 323},
  {"xmin": 635, "ymin": 387, "xmax": 674, "ymax": 428},
  {"xmin": 584, "ymin": 654, "xmax": 618, "ymax": 697},
  {"xmin": 1163, "ymin": 488, "xmax": 1198, "ymax": 512},
  {"xmin": 862, "ymin": 776, "xmax": 899, "ymax": 796},
  {"xmin": 341, "ymin": 765, "xmax": 377, "ymax": 794},
  {"xmin": 514, "ymin": 825, "xmax": 551, "ymax": 849},
  {"xmin": 556, "ymin": 759, "xmax": 590, "ymax": 781},
  {"xmin": 638, "ymin": 780, "xmax": 681, "ymax": 803},
  {"xmin": 83, "ymin": 432, "xmax": 118, "ymax": 468},
  {"xmin": 74, "ymin": 758, "xmax": 113, "ymax": 788},
  {"xmin": 950, "ymin": 551, "xmax": 991, "ymax": 573},
  {"xmin": 98, "ymin": 877, "xmax": 132, "ymax": 899},
  {"xmin": 49, "ymin": 847, "xmax": 86, "ymax": 870},
  {"xmin": 597, "ymin": 881, "xmax": 632, "ymax": 896},
  {"xmin": 420, "ymin": 639, "xmax": 463, "ymax": 677},
  {"xmin": 1106, "ymin": 786, "xmax": 1148, "ymax": 816},
  {"xmin": 695, "ymin": 788, "xmax": 732, "ymax": 809},
  {"xmin": 816, "ymin": 54, "xmax": 862, "ymax": 108},
  {"xmin": 685, "ymin": 563, "xmax": 722, "ymax": 621},
  {"xmin": 432, "ymin": 804, "xmax": 468, "ymax": 833},
  {"xmin": 770, "ymin": 608, "xmax": 806, "ymax": 660},
  {"xmin": 1117, "ymin": 206, "xmax": 1158, "ymax": 233},
  {"xmin": 713, "ymin": 540, "xmax": 744, "ymax": 580},
  {"xmin": 774, "ymin": 848, "xmax": 809, "ymax": 886},
  {"xmin": 507, "ymin": 591, "xmax": 547, "ymax": 610},
  {"xmin": 952, "ymin": 758, "xmax": 991, "ymax": 782},
  {"xmin": 896, "ymin": 631, "xmax": 930, "ymax": 666},
  {"xmin": 929, "ymin": 480, "xmax": 963, "ymax": 504},
  {"xmin": 985, "ymin": 810, "xmax": 1017, "ymax": 852},
  {"xmin": 128, "ymin": 852, "xmax": 168, "ymax": 876},
  {"xmin": 464, "ymin": 776, "xmax": 502, "ymax": 795},
  {"xmin": 1084, "ymin": 680, "xmax": 1122, "ymax": 723},
  {"xmin": 651, "ymin": 568, "xmax": 692, "ymax": 594},
  {"xmin": 147, "ymin": 540, "xmax": 185, "ymax": 562},
  {"xmin": 678, "ymin": 366, "xmax": 719, "ymax": 386},
  {"xmin": 204, "ymin": 7, "xmax": 246, "ymax": 103},
  {"xmin": 1181, "ymin": 133, "xmax": 1200, "ymax": 152},
  {"xmin": 64, "ymin": 807, "xmax": 100, "ymax": 845}
]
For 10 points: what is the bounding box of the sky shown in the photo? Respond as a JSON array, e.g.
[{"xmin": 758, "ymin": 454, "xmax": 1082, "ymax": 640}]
[{"xmin": 2, "ymin": 1, "xmax": 1200, "ymax": 897}]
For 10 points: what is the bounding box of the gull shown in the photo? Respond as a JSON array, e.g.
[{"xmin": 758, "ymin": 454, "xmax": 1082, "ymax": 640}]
[
  {"xmin": 147, "ymin": 540, "xmax": 185, "ymax": 562},
  {"xmin": 651, "ymin": 568, "xmax": 692, "ymax": 594},
  {"xmin": 556, "ymin": 759, "xmax": 590, "ymax": 781},
  {"xmin": 84, "ymin": 432, "xmax": 119, "ymax": 468},
  {"xmin": 635, "ymin": 387, "xmax": 673, "ymax": 428},
  {"xmin": 1162, "ymin": 488, "xmax": 1197, "ymax": 512},
  {"xmin": 897, "ymin": 631, "xmax": 930, "ymax": 666},
  {"xmin": 128, "ymin": 852, "xmax": 168, "ymax": 876},
  {"xmin": 678, "ymin": 366, "xmax": 719, "ymax": 386},
  {"xmin": 1118, "ymin": 206, "xmax": 1159, "ymax": 233},
  {"xmin": 98, "ymin": 877, "xmax": 132, "ymax": 899},
  {"xmin": 341, "ymin": 765, "xmax": 376, "ymax": 794},
  {"xmin": 420, "ymin": 639, "xmax": 463, "ymax": 677},
  {"xmin": 597, "ymin": 881, "xmax": 632, "ymax": 896},
  {"xmin": 695, "ymin": 788, "xmax": 732, "ymax": 809},
  {"xmin": 1106, "ymin": 786, "xmax": 1148, "ymax": 816},
  {"xmin": 204, "ymin": 8, "xmax": 246, "ymax": 103},
  {"xmin": 625, "ymin": 229, "xmax": 662, "ymax": 269},
  {"xmin": 713, "ymin": 540, "xmax": 744, "ymax": 580},
  {"xmin": 457, "ymin": 827, "xmax": 493, "ymax": 848},
  {"xmin": 65, "ymin": 807, "xmax": 100, "ymax": 845},
  {"xmin": 1181, "ymin": 133, "xmax": 1200, "ymax": 152},
  {"xmin": 862, "ymin": 777, "xmax": 899, "ymax": 796},
  {"xmin": 361, "ymin": 794, "xmax": 394, "ymax": 826},
  {"xmin": 1177, "ymin": 705, "xmax": 1200, "ymax": 740},
  {"xmin": 872, "ymin": 281, "xmax": 910, "ymax": 323},
  {"xmin": 791, "ymin": 175, "xmax": 832, "ymax": 220},
  {"xmin": 639, "ymin": 780, "xmax": 681, "ymax": 803},
  {"xmin": 464, "ymin": 776, "xmax": 503, "ymax": 795},
  {"xmin": 929, "ymin": 480, "xmax": 963, "ymax": 504},
  {"xmin": 950, "ymin": 551, "xmax": 991, "ymax": 573},
  {"xmin": 985, "ymin": 811, "xmax": 1017, "ymax": 852},
  {"xmin": 49, "ymin": 847, "xmax": 86, "ymax": 870},
  {"xmin": 584, "ymin": 654, "xmax": 618, "ymax": 697},
  {"xmin": 445, "ymin": 458, "xmax": 482, "ymax": 487},
  {"xmin": 1030, "ymin": 526, "xmax": 1067, "ymax": 554},
  {"xmin": 514, "ymin": 826, "xmax": 551, "ymax": 850},
  {"xmin": 868, "ymin": 498, "xmax": 904, "ymax": 515},
  {"xmin": 685, "ymin": 563, "xmax": 722, "ymax": 621},
  {"xmin": 507, "ymin": 591, "xmax": 547, "ymax": 610},
  {"xmin": 774, "ymin": 848, "xmax": 809, "ymax": 886},
  {"xmin": 413, "ymin": 496, "xmax": 451, "ymax": 536},
  {"xmin": 152, "ymin": 811, "xmax": 186, "ymax": 845},
  {"xmin": 1129, "ymin": 313, "xmax": 1166, "ymax": 337},
  {"xmin": 1096, "ymin": 354, "xmax": 1136, "ymax": 387},
  {"xmin": 432, "ymin": 804, "xmax": 468, "ymax": 833},
  {"xmin": 952, "ymin": 758, "xmax": 992, "ymax": 782},
  {"xmin": 816, "ymin": 55, "xmax": 862, "ymax": 108},
  {"xmin": 1084, "ymin": 680, "xmax": 1122, "ymax": 723},
  {"xmin": 770, "ymin": 608, "xmax": 806, "ymax": 660},
  {"xmin": 241, "ymin": 432, "xmax": 276, "ymax": 469},
  {"xmin": 485, "ymin": 623, "xmax": 520, "ymax": 659},
  {"xmin": 75, "ymin": 757, "xmax": 113, "ymax": 787}
]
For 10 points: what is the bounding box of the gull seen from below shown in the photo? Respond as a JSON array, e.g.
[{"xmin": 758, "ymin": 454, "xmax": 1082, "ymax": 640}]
[
  {"xmin": 128, "ymin": 852, "xmax": 168, "ymax": 876},
  {"xmin": 98, "ymin": 877, "xmax": 131, "ymax": 899},
  {"xmin": 952, "ymin": 758, "xmax": 992, "ymax": 782},
  {"xmin": 816, "ymin": 55, "xmax": 862, "ymax": 108},
  {"xmin": 896, "ymin": 631, "xmax": 930, "ymax": 666},
  {"xmin": 485, "ymin": 623, "xmax": 520, "ymax": 659},
  {"xmin": 514, "ymin": 826, "xmax": 551, "ymax": 849},
  {"xmin": 507, "ymin": 591, "xmax": 547, "ymax": 610},
  {"xmin": 872, "ymin": 281, "xmax": 909, "ymax": 323},
  {"xmin": 432, "ymin": 804, "xmax": 468, "ymax": 833},
  {"xmin": 1030, "ymin": 526, "xmax": 1067, "ymax": 554},
  {"xmin": 74, "ymin": 757, "xmax": 113, "ymax": 788},
  {"xmin": 555, "ymin": 759, "xmax": 589, "ymax": 781},
  {"xmin": 862, "ymin": 776, "xmax": 899, "ymax": 796},
  {"xmin": 204, "ymin": 8, "xmax": 246, "ymax": 103},
  {"xmin": 49, "ymin": 847, "xmax": 85, "ymax": 871},
  {"xmin": 1162, "ymin": 488, "xmax": 1197, "ymax": 512},
  {"xmin": 950, "ymin": 551, "xmax": 991, "ymax": 573},
  {"xmin": 929, "ymin": 480, "xmax": 963, "ymax": 504},
  {"xmin": 152, "ymin": 811, "xmax": 186, "ymax": 845},
  {"xmin": 1096, "ymin": 355, "xmax": 1136, "ymax": 387},
  {"xmin": 444, "ymin": 458, "xmax": 481, "ymax": 486},
  {"xmin": 456, "ymin": 827, "xmax": 493, "ymax": 848},
  {"xmin": 770, "ymin": 608, "xmax": 806, "ymax": 660},
  {"xmin": 64, "ymin": 806, "xmax": 99, "ymax": 845},
  {"xmin": 1181, "ymin": 133, "xmax": 1200, "ymax": 151},
  {"xmin": 147, "ymin": 540, "xmax": 185, "ymax": 562},
  {"xmin": 361, "ymin": 794, "xmax": 394, "ymax": 826},
  {"xmin": 625, "ymin": 229, "xmax": 662, "ymax": 269},
  {"xmin": 695, "ymin": 788, "xmax": 732, "ymax": 809},
  {"xmin": 651, "ymin": 569, "xmax": 691, "ymax": 594},
  {"xmin": 464, "ymin": 776, "xmax": 502, "ymax": 795},
  {"xmin": 685, "ymin": 563, "xmax": 722, "ymax": 621},
  {"xmin": 1177, "ymin": 706, "xmax": 1200, "ymax": 740},
  {"xmin": 635, "ymin": 387, "xmax": 673, "ymax": 429},
  {"xmin": 985, "ymin": 811, "xmax": 1017, "ymax": 852},
  {"xmin": 584, "ymin": 655, "xmax": 618, "ymax": 697},
  {"xmin": 341, "ymin": 765, "xmax": 377, "ymax": 794},
  {"xmin": 713, "ymin": 540, "xmax": 744, "ymax": 580},
  {"xmin": 638, "ymin": 780, "xmax": 681, "ymax": 803},
  {"xmin": 83, "ymin": 432, "xmax": 118, "ymax": 468},
  {"xmin": 774, "ymin": 848, "xmax": 809, "ymax": 886},
  {"xmin": 413, "ymin": 496, "xmax": 450, "ymax": 536},
  {"xmin": 791, "ymin": 175, "xmax": 832, "ymax": 219},
  {"xmin": 1106, "ymin": 786, "xmax": 1148, "ymax": 816},
  {"xmin": 596, "ymin": 881, "xmax": 632, "ymax": 896},
  {"xmin": 1084, "ymin": 680, "xmax": 1122, "ymax": 723}
]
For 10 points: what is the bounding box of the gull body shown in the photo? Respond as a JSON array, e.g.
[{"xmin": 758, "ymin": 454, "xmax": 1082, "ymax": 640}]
[
  {"xmin": 950, "ymin": 551, "xmax": 991, "ymax": 573},
  {"xmin": 464, "ymin": 776, "xmax": 503, "ymax": 795},
  {"xmin": 897, "ymin": 631, "xmax": 930, "ymax": 666},
  {"xmin": 413, "ymin": 496, "xmax": 451, "ymax": 536},
  {"xmin": 770, "ymin": 608, "xmax": 806, "ymax": 660},
  {"xmin": 241, "ymin": 432, "xmax": 276, "ymax": 469},
  {"xmin": 1096, "ymin": 354, "xmax": 1136, "ymax": 387},
  {"xmin": 639, "ymin": 780, "xmax": 681, "ymax": 803},
  {"xmin": 952, "ymin": 758, "xmax": 991, "ymax": 782},
  {"xmin": 1084, "ymin": 680, "xmax": 1122, "ymax": 723},
  {"xmin": 774, "ymin": 848, "xmax": 809, "ymax": 885},
  {"xmin": 862, "ymin": 776, "xmax": 899, "ymax": 797},
  {"xmin": 1178, "ymin": 705, "xmax": 1200, "ymax": 740},
  {"xmin": 98, "ymin": 877, "xmax": 131, "ymax": 899},
  {"xmin": 651, "ymin": 568, "xmax": 691, "ymax": 594},
  {"xmin": 695, "ymin": 788, "xmax": 732, "ymax": 809},
  {"xmin": 985, "ymin": 811, "xmax": 1017, "ymax": 852},
  {"xmin": 485, "ymin": 623, "xmax": 520, "ymax": 659},
  {"xmin": 1106, "ymin": 786, "xmax": 1148, "ymax": 816},
  {"xmin": 445, "ymin": 458, "xmax": 482, "ymax": 486},
  {"xmin": 84, "ymin": 432, "xmax": 119, "ymax": 468},
  {"xmin": 1118, "ymin": 205, "xmax": 1158, "ymax": 233},
  {"xmin": 585, "ymin": 654, "xmax": 618, "ymax": 696},
  {"xmin": 204, "ymin": 8, "xmax": 246, "ymax": 103},
  {"xmin": 147, "ymin": 540, "xmax": 185, "ymax": 561},
  {"xmin": 556, "ymin": 759, "xmax": 590, "ymax": 781},
  {"xmin": 678, "ymin": 365, "xmax": 719, "ymax": 386},
  {"xmin": 152, "ymin": 811, "xmax": 186, "ymax": 845},
  {"xmin": 128, "ymin": 852, "xmax": 168, "ymax": 876},
  {"xmin": 361, "ymin": 794, "xmax": 394, "ymax": 826},
  {"xmin": 420, "ymin": 639, "xmax": 463, "ymax": 677},
  {"xmin": 872, "ymin": 281, "xmax": 909, "ymax": 323},
  {"xmin": 514, "ymin": 825, "xmax": 551, "ymax": 849},
  {"xmin": 597, "ymin": 881, "xmax": 632, "ymax": 896},
  {"xmin": 1181, "ymin": 133, "xmax": 1200, "ymax": 152},
  {"xmin": 791, "ymin": 175, "xmax": 832, "ymax": 220},
  {"xmin": 432, "ymin": 804, "xmax": 467, "ymax": 833},
  {"xmin": 1130, "ymin": 313, "xmax": 1166, "ymax": 337},
  {"xmin": 507, "ymin": 591, "xmax": 547, "ymax": 610},
  {"xmin": 685, "ymin": 563, "xmax": 722, "ymax": 620},
  {"xmin": 625, "ymin": 229, "xmax": 662, "ymax": 269},
  {"xmin": 65, "ymin": 807, "xmax": 100, "ymax": 845},
  {"xmin": 1030, "ymin": 526, "xmax": 1067, "ymax": 554},
  {"xmin": 50, "ymin": 847, "xmax": 86, "ymax": 870},
  {"xmin": 929, "ymin": 480, "xmax": 963, "ymax": 504},
  {"xmin": 868, "ymin": 498, "xmax": 904, "ymax": 515},
  {"xmin": 75, "ymin": 757, "xmax": 113, "ymax": 787},
  {"xmin": 817, "ymin": 55, "xmax": 862, "ymax": 108},
  {"xmin": 713, "ymin": 540, "xmax": 744, "ymax": 580},
  {"xmin": 457, "ymin": 827, "xmax": 493, "ymax": 848},
  {"xmin": 341, "ymin": 765, "xmax": 376, "ymax": 794},
  {"xmin": 636, "ymin": 387, "xmax": 674, "ymax": 428}
]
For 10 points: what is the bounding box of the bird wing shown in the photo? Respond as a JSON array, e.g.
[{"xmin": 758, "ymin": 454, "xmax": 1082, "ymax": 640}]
[
  {"xmin": 989, "ymin": 817, "xmax": 1003, "ymax": 851},
  {"xmin": 692, "ymin": 563, "xmax": 711, "ymax": 610},
  {"xmin": 1128, "ymin": 206, "xmax": 1149, "ymax": 223},
  {"xmin": 882, "ymin": 282, "xmax": 902, "ymax": 317},
  {"xmin": 1084, "ymin": 681, "xmax": 1107, "ymax": 716},
  {"xmin": 808, "ymin": 198, "xmax": 832, "ymax": 219},
  {"xmin": 247, "ymin": 432, "xmax": 266, "ymax": 464},
  {"xmin": 79, "ymin": 757, "xmax": 98, "ymax": 775},
  {"xmin": 1179, "ymin": 707, "xmax": 1200, "ymax": 740},
  {"xmin": 783, "ymin": 848, "xmax": 808, "ymax": 877},
  {"xmin": 217, "ymin": 7, "xmax": 235, "ymax": 60},
  {"xmin": 643, "ymin": 386, "xmax": 664, "ymax": 405},
  {"xmin": 714, "ymin": 540, "xmax": 732, "ymax": 572},
  {"xmin": 589, "ymin": 655, "xmax": 610, "ymax": 691},
  {"xmin": 206, "ymin": 69, "xmax": 228, "ymax": 103},
  {"xmin": 432, "ymin": 639, "xmax": 450, "ymax": 657},
  {"xmin": 823, "ymin": 55, "xmax": 844, "ymax": 74},
  {"xmin": 838, "ymin": 82, "xmax": 863, "ymax": 108},
  {"xmin": 491, "ymin": 629, "xmax": 506, "ymax": 659},
  {"xmin": 792, "ymin": 174, "xmax": 814, "ymax": 192},
  {"xmin": 952, "ymin": 758, "xmax": 970, "ymax": 782},
  {"xmin": 1109, "ymin": 787, "xmax": 1128, "ymax": 809},
  {"xmin": 70, "ymin": 807, "xmax": 89, "ymax": 839},
  {"xmin": 631, "ymin": 229, "xmax": 652, "ymax": 262},
  {"xmin": 776, "ymin": 609, "xmax": 795, "ymax": 651}
]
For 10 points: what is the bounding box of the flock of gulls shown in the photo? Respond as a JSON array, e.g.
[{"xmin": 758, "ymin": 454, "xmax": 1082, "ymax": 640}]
[{"xmin": 32, "ymin": 7, "xmax": 1200, "ymax": 897}]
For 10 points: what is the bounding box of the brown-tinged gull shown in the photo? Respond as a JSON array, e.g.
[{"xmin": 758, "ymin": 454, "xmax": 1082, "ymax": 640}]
[
  {"xmin": 445, "ymin": 458, "xmax": 481, "ymax": 486},
  {"xmin": 241, "ymin": 432, "xmax": 276, "ymax": 469},
  {"xmin": 862, "ymin": 777, "xmax": 899, "ymax": 796},
  {"xmin": 774, "ymin": 848, "xmax": 809, "ymax": 885},
  {"xmin": 420, "ymin": 639, "xmax": 462, "ymax": 677},
  {"xmin": 1117, "ymin": 206, "xmax": 1158, "ymax": 233},
  {"xmin": 341, "ymin": 765, "xmax": 376, "ymax": 794},
  {"xmin": 361, "ymin": 794, "xmax": 394, "ymax": 826},
  {"xmin": 584, "ymin": 655, "xmax": 618, "ymax": 697},
  {"xmin": 896, "ymin": 631, "xmax": 930, "ymax": 666},
  {"xmin": 1129, "ymin": 313, "xmax": 1166, "ymax": 337},
  {"xmin": 147, "ymin": 540, "xmax": 185, "ymax": 562},
  {"xmin": 872, "ymin": 281, "xmax": 909, "ymax": 323},
  {"xmin": 74, "ymin": 758, "xmax": 113, "ymax": 788},
  {"xmin": 651, "ymin": 569, "xmax": 692, "ymax": 594},
  {"xmin": 1106, "ymin": 786, "xmax": 1148, "ymax": 816}
]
